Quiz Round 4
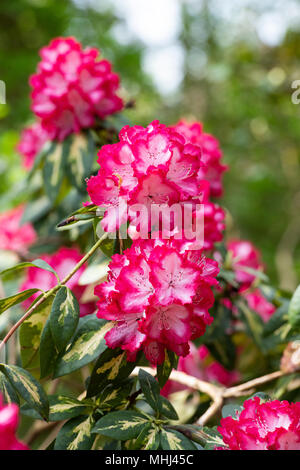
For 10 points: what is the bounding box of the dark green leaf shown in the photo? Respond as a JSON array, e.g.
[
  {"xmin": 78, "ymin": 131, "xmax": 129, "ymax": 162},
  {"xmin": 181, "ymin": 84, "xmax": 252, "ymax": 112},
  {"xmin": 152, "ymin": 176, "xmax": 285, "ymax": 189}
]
[
  {"xmin": 157, "ymin": 350, "xmax": 176, "ymax": 388},
  {"xmin": 98, "ymin": 379, "xmax": 133, "ymax": 409},
  {"xmin": 40, "ymin": 319, "xmax": 58, "ymax": 379},
  {"xmin": 54, "ymin": 317, "xmax": 111, "ymax": 378},
  {"xmin": 92, "ymin": 410, "xmax": 150, "ymax": 440},
  {"xmin": 160, "ymin": 429, "xmax": 197, "ymax": 450},
  {"xmin": 49, "ymin": 395, "xmax": 89, "ymax": 421},
  {"xmin": 159, "ymin": 396, "xmax": 178, "ymax": 420},
  {"xmin": 54, "ymin": 415, "xmax": 95, "ymax": 450},
  {"xmin": 139, "ymin": 369, "xmax": 161, "ymax": 413},
  {"xmin": 50, "ymin": 286, "xmax": 79, "ymax": 352},
  {"xmin": 87, "ymin": 348, "xmax": 139, "ymax": 398},
  {"xmin": 0, "ymin": 364, "xmax": 49, "ymax": 419},
  {"xmin": 0, "ymin": 371, "xmax": 19, "ymax": 405},
  {"xmin": 65, "ymin": 131, "xmax": 95, "ymax": 190}
]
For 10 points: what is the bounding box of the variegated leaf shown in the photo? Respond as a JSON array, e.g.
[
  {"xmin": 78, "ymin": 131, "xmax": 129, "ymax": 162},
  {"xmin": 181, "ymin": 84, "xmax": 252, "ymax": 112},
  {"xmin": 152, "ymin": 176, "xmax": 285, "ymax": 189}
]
[
  {"xmin": 54, "ymin": 415, "xmax": 95, "ymax": 450},
  {"xmin": 50, "ymin": 286, "xmax": 79, "ymax": 352},
  {"xmin": 54, "ymin": 317, "xmax": 111, "ymax": 378},
  {"xmin": 160, "ymin": 429, "xmax": 197, "ymax": 450},
  {"xmin": 0, "ymin": 364, "xmax": 49, "ymax": 420},
  {"xmin": 92, "ymin": 410, "xmax": 150, "ymax": 440},
  {"xmin": 87, "ymin": 348, "xmax": 139, "ymax": 398}
]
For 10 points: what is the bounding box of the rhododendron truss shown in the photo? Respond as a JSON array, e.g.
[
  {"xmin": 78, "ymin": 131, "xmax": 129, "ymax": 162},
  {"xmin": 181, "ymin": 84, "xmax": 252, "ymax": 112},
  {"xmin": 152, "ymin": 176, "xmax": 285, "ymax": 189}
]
[
  {"xmin": 87, "ymin": 120, "xmax": 225, "ymax": 250},
  {"xmin": 0, "ymin": 395, "xmax": 28, "ymax": 450},
  {"xmin": 30, "ymin": 37, "xmax": 123, "ymax": 141},
  {"xmin": 172, "ymin": 120, "xmax": 227, "ymax": 198},
  {"xmin": 0, "ymin": 205, "xmax": 36, "ymax": 255},
  {"xmin": 20, "ymin": 246, "xmax": 96, "ymax": 317},
  {"xmin": 218, "ymin": 397, "xmax": 300, "ymax": 450},
  {"xmin": 94, "ymin": 239, "xmax": 219, "ymax": 364}
]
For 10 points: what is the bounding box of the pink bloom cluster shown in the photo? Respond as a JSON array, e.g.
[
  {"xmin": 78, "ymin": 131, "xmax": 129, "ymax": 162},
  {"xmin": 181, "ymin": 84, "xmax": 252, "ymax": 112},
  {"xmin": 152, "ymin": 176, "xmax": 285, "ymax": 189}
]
[
  {"xmin": 227, "ymin": 240, "xmax": 276, "ymax": 322},
  {"xmin": 95, "ymin": 239, "xmax": 219, "ymax": 364},
  {"xmin": 218, "ymin": 397, "xmax": 300, "ymax": 450},
  {"xmin": 0, "ymin": 206, "xmax": 36, "ymax": 254},
  {"xmin": 161, "ymin": 343, "xmax": 239, "ymax": 397},
  {"xmin": 87, "ymin": 120, "xmax": 225, "ymax": 249},
  {"xmin": 17, "ymin": 122, "xmax": 49, "ymax": 169},
  {"xmin": 21, "ymin": 247, "xmax": 95, "ymax": 317},
  {"xmin": 0, "ymin": 395, "xmax": 28, "ymax": 450},
  {"xmin": 30, "ymin": 37, "xmax": 123, "ymax": 141},
  {"xmin": 172, "ymin": 120, "xmax": 227, "ymax": 198}
]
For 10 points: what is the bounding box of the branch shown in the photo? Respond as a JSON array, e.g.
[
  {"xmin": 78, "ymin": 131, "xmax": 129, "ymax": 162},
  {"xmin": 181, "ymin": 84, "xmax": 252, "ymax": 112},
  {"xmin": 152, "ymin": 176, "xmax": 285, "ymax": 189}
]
[
  {"xmin": 0, "ymin": 233, "xmax": 108, "ymax": 352},
  {"xmin": 132, "ymin": 366, "xmax": 293, "ymax": 426}
]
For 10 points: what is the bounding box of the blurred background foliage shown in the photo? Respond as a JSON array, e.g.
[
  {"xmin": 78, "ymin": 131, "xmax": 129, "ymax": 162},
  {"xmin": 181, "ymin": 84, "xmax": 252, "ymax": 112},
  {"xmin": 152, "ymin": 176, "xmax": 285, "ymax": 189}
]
[{"xmin": 1, "ymin": 0, "xmax": 300, "ymax": 290}]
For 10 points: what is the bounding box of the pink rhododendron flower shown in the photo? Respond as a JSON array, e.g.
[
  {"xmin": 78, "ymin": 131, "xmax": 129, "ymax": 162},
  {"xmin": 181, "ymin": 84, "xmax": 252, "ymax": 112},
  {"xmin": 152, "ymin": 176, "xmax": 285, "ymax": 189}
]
[
  {"xmin": 87, "ymin": 120, "xmax": 225, "ymax": 250},
  {"xmin": 227, "ymin": 240, "xmax": 263, "ymax": 287},
  {"xmin": 225, "ymin": 240, "xmax": 276, "ymax": 322},
  {"xmin": 0, "ymin": 395, "xmax": 28, "ymax": 450},
  {"xmin": 242, "ymin": 288, "xmax": 276, "ymax": 322},
  {"xmin": 20, "ymin": 247, "xmax": 95, "ymax": 317},
  {"xmin": 172, "ymin": 120, "xmax": 227, "ymax": 198},
  {"xmin": 30, "ymin": 37, "xmax": 123, "ymax": 141},
  {"xmin": 17, "ymin": 122, "xmax": 49, "ymax": 169},
  {"xmin": 161, "ymin": 343, "xmax": 239, "ymax": 396},
  {"xmin": 94, "ymin": 239, "xmax": 219, "ymax": 364},
  {"xmin": 0, "ymin": 206, "xmax": 36, "ymax": 254},
  {"xmin": 218, "ymin": 397, "xmax": 300, "ymax": 450}
]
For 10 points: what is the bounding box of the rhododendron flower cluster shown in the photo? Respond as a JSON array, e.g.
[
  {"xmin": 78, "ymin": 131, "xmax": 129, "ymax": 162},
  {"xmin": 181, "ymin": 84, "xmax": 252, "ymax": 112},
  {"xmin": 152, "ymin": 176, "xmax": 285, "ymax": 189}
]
[
  {"xmin": 94, "ymin": 239, "xmax": 219, "ymax": 364},
  {"xmin": 161, "ymin": 343, "xmax": 239, "ymax": 397},
  {"xmin": 227, "ymin": 240, "xmax": 276, "ymax": 322},
  {"xmin": 218, "ymin": 397, "xmax": 300, "ymax": 450},
  {"xmin": 17, "ymin": 122, "xmax": 49, "ymax": 169},
  {"xmin": 30, "ymin": 37, "xmax": 123, "ymax": 141},
  {"xmin": 0, "ymin": 395, "xmax": 28, "ymax": 450},
  {"xmin": 172, "ymin": 120, "xmax": 227, "ymax": 198},
  {"xmin": 0, "ymin": 206, "xmax": 36, "ymax": 254},
  {"xmin": 87, "ymin": 120, "xmax": 225, "ymax": 250},
  {"xmin": 21, "ymin": 247, "xmax": 95, "ymax": 317}
]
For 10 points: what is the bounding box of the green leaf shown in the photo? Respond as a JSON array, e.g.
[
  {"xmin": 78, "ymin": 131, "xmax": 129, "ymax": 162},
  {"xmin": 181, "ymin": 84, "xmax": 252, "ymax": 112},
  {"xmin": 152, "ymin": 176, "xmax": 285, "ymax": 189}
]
[
  {"xmin": 0, "ymin": 258, "xmax": 59, "ymax": 281},
  {"xmin": 157, "ymin": 350, "xmax": 176, "ymax": 388},
  {"xmin": 160, "ymin": 429, "xmax": 197, "ymax": 450},
  {"xmin": 54, "ymin": 317, "xmax": 111, "ymax": 378},
  {"xmin": 0, "ymin": 289, "xmax": 40, "ymax": 314},
  {"xmin": 65, "ymin": 131, "xmax": 95, "ymax": 190},
  {"xmin": 0, "ymin": 371, "xmax": 19, "ymax": 405},
  {"xmin": 135, "ymin": 424, "xmax": 160, "ymax": 450},
  {"xmin": 92, "ymin": 410, "xmax": 150, "ymax": 440},
  {"xmin": 19, "ymin": 296, "xmax": 54, "ymax": 370},
  {"xmin": 40, "ymin": 319, "xmax": 58, "ymax": 379},
  {"xmin": 42, "ymin": 140, "xmax": 70, "ymax": 202},
  {"xmin": 288, "ymin": 284, "xmax": 300, "ymax": 328},
  {"xmin": 49, "ymin": 395, "xmax": 89, "ymax": 422},
  {"xmin": 138, "ymin": 369, "xmax": 161, "ymax": 413},
  {"xmin": 20, "ymin": 197, "xmax": 52, "ymax": 224},
  {"xmin": 87, "ymin": 348, "xmax": 139, "ymax": 398},
  {"xmin": 238, "ymin": 300, "xmax": 264, "ymax": 349},
  {"xmin": 0, "ymin": 364, "xmax": 49, "ymax": 420},
  {"xmin": 50, "ymin": 286, "xmax": 79, "ymax": 352},
  {"xmin": 98, "ymin": 380, "xmax": 133, "ymax": 409},
  {"xmin": 159, "ymin": 396, "xmax": 178, "ymax": 420},
  {"xmin": 54, "ymin": 415, "xmax": 95, "ymax": 450}
]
